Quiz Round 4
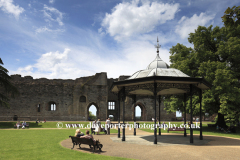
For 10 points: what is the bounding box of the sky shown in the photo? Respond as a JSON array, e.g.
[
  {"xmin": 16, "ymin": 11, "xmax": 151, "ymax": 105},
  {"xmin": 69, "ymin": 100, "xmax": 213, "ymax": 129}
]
[
  {"xmin": 1, "ymin": 0, "xmax": 240, "ymax": 80},
  {"xmin": 1, "ymin": 0, "xmax": 239, "ymax": 118}
]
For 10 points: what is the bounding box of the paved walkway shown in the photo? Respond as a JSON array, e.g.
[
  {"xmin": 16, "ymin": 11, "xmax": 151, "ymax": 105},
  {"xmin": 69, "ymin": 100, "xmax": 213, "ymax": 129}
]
[{"xmin": 61, "ymin": 129, "xmax": 240, "ymax": 160}]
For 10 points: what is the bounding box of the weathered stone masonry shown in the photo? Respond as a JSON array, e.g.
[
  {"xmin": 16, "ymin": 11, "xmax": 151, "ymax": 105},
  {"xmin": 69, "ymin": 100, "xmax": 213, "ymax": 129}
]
[{"xmin": 0, "ymin": 72, "xmax": 175, "ymax": 121}]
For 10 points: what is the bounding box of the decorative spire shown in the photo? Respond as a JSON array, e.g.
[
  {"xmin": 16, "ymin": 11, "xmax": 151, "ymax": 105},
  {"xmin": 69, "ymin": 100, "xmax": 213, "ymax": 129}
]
[{"xmin": 154, "ymin": 37, "xmax": 161, "ymax": 55}]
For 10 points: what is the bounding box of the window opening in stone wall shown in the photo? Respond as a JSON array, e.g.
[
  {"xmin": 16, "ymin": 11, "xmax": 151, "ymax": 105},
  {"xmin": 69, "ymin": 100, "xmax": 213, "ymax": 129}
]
[
  {"xmin": 135, "ymin": 105, "xmax": 141, "ymax": 120},
  {"xmin": 49, "ymin": 103, "xmax": 56, "ymax": 111},
  {"xmin": 38, "ymin": 104, "xmax": 40, "ymax": 112},
  {"xmin": 80, "ymin": 96, "xmax": 86, "ymax": 102},
  {"xmin": 89, "ymin": 105, "xmax": 97, "ymax": 120},
  {"xmin": 108, "ymin": 101, "xmax": 115, "ymax": 110}
]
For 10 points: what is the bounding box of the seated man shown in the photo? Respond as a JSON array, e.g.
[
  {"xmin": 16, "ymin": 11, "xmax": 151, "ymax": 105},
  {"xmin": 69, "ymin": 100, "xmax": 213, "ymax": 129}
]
[
  {"xmin": 81, "ymin": 130, "xmax": 96, "ymax": 144},
  {"xmin": 22, "ymin": 121, "xmax": 26, "ymax": 129},
  {"xmin": 22, "ymin": 121, "xmax": 26, "ymax": 127}
]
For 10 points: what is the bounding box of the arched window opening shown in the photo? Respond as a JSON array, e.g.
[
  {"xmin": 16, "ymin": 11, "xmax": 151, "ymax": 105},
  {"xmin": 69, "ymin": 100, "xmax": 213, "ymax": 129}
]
[
  {"xmin": 135, "ymin": 105, "xmax": 141, "ymax": 120},
  {"xmin": 88, "ymin": 105, "xmax": 97, "ymax": 121},
  {"xmin": 108, "ymin": 101, "xmax": 115, "ymax": 110},
  {"xmin": 80, "ymin": 96, "xmax": 86, "ymax": 102}
]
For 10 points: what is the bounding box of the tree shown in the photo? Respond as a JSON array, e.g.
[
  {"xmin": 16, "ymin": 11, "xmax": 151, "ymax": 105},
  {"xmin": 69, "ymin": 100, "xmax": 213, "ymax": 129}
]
[
  {"xmin": 164, "ymin": 6, "xmax": 240, "ymax": 127},
  {"xmin": 89, "ymin": 111, "xmax": 96, "ymax": 120},
  {"xmin": 221, "ymin": 6, "xmax": 240, "ymax": 28},
  {"xmin": 0, "ymin": 58, "xmax": 19, "ymax": 107}
]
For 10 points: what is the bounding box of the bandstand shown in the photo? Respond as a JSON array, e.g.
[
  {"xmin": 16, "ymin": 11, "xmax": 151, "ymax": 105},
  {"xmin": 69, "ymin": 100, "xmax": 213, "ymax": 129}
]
[{"xmin": 111, "ymin": 38, "xmax": 212, "ymax": 144}]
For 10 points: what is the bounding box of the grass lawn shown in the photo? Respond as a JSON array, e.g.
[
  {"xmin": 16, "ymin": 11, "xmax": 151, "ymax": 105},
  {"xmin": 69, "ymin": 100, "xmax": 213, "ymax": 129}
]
[
  {"xmin": 0, "ymin": 129, "xmax": 128, "ymax": 160},
  {"xmin": 0, "ymin": 121, "xmax": 239, "ymax": 159},
  {"xmin": 0, "ymin": 121, "xmax": 95, "ymax": 129}
]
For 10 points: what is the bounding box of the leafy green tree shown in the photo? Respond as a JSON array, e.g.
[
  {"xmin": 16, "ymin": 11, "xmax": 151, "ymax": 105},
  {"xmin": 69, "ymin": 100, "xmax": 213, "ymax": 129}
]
[
  {"xmin": 221, "ymin": 6, "xmax": 240, "ymax": 28},
  {"xmin": 164, "ymin": 6, "xmax": 240, "ymax": 127},
  {"xmin": 0, "ymin": 58, "xmax": 19, "ymax": 107},
  {"xmin": 89, "ymin": 111, "xmax": 96, "ymax": 120}
]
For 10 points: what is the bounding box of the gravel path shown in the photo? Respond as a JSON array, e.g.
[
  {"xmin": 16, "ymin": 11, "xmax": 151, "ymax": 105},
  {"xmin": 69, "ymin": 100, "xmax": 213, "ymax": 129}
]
[{"xmin": 61, "ymin": 129, "xmax": 240, "ymax": 160}]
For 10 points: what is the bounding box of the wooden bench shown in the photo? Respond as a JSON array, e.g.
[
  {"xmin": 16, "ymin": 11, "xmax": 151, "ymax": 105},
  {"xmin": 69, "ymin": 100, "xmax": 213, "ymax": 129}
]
[
  {"xmin": 69, "ymin": 136, "xmax": 103, "ymax": 152},
  {"xmin": 14, "ymin": 123, "xmax": 29, "ymax": 129},
  {"xmin": 167, "ymin": 128, "xmax": 185, "ymax": 133}
]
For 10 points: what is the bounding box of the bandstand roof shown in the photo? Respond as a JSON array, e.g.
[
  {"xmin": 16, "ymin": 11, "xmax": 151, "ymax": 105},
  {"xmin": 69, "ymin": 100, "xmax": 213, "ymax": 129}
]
[{"xmin": 111, "ymin": 40, "xmax": 212, "ymax": 96}]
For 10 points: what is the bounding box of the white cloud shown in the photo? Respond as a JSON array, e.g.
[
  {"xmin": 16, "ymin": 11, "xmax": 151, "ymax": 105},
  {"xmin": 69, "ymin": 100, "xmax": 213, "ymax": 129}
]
[
  {"xmin": 175, "ymin": 12, "xmax": 215, "ymax": 39},
  {"xmin": 100, "ymin": 0, "xmax": 179, "ymax": 41},
  {"xmin": 15, "ymin": 48, "xmax": 83, "ymax": 79},
  {"xmin": 34, "ymin": 48, "xmax": 70, "ymax": 72},
  {"xmin": 35, "ymin": 26, "xmax": 51, "ymax": 33},
  {"xmin": 7, "ymin": 22, "xmax": 174, "ymax": 80},
  {"xmin": 0, "ymin": 0, "xmax": 24, "ymax": 19},
  {"xmin": 35, "ymin": 26, "xmax": 64, "ymax": 33},
  {"xmin": 43, "ymin": 4, "xmax": 64, "ymax": 26},
  {"xmin": 12, "ymin": 37, "xmax": 172, "ymax": 79},
  {"xmin": 49, "ymin": 0, "xmax": 55, "ymax": 4}
]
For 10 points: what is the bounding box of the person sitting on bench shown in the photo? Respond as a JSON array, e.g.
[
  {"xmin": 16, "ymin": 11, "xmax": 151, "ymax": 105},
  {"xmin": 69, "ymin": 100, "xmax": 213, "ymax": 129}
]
[
  {"xmin": 16, "ymin": 121, "xmax": 21, "ymax": 129},
  {"xmin": 75, "ymin": 129, "xmax": 84, "ymax": 137},
  {"xmin": 22, "ymin": 121, "xmax": 26, "ymax": 127},
  {"xmin": 81, "ymin": 130, "xmax": 96, "ymax": 144},
  {"xmin": 22, "ymin": 121, "xmax": 26, "ymax": 129}
]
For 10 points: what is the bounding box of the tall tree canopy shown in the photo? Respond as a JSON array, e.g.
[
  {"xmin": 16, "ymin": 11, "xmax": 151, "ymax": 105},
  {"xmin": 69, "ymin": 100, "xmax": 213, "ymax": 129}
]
[
  {"xmin": 164, "ymin": 6, "xmax": 240, "ymax": 127},
  {"xmin": 0, "ymin": 58, "xmax": 19, "ymax": 107}
]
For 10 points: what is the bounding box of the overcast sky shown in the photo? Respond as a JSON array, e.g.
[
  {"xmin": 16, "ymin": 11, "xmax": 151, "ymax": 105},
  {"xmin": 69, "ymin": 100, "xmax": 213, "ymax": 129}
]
[{"xmin": 1, "ymin": 0, "xmax": 240, "ymax": 79}]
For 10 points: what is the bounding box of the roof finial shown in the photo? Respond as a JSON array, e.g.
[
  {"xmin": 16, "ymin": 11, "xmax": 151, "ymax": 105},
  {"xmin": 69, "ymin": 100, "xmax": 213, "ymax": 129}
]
[{"xmin": 154, "ymin": 37, "xmax": 161, "ymax": 55}]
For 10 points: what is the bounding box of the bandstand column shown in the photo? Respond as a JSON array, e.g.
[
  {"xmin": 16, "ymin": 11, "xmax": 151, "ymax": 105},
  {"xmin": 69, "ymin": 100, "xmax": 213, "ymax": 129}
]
[
  {"xmin": 190, "ymin": 84, "xmax": 193, "ymax": 143},
  {"xmin": 154, "ymin": 83, "xmax": 157, "ymax": 144},
  {"xmin": 118, "ymin": 92, "xmax": 121, "ymax": 138},
  {"xmin": 158, "ymin": 95, "xmax": 161, "ymax": 136},
  {"xmin": 184, "ymin": 93, "xmax": 187, "ymax": 137},
  {"xmin": 133, "ymin": 95, "xmax": 137, "ymax": 136},
  {"xmin": 200, "ymin": 89, "xmax": 203, "ymax": 140},
  {"xmin": 122, "ymin": 87, "xmax": 126, "ymax": 141}
]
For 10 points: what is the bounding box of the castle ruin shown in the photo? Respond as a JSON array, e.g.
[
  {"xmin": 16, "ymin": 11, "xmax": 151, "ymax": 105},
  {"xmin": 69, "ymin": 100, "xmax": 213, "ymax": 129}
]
[{"xmin": 0, "ymin": 72, "xmax": 176, "ymax": 121}]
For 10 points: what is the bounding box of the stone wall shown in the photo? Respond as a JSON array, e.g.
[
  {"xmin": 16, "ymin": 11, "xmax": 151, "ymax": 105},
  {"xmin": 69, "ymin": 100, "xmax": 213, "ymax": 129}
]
[{"xmin": 0, "ymin": 73, "xmax": 177, "ymax": 121}]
